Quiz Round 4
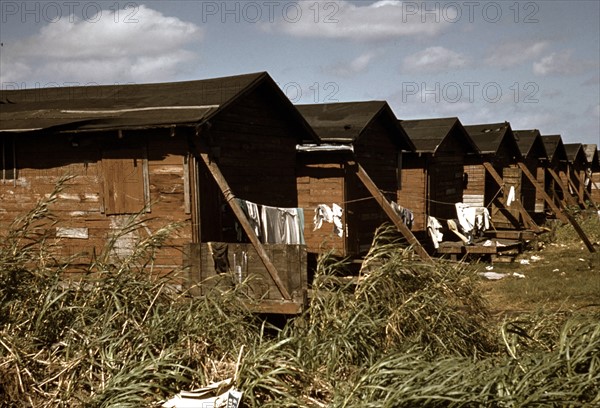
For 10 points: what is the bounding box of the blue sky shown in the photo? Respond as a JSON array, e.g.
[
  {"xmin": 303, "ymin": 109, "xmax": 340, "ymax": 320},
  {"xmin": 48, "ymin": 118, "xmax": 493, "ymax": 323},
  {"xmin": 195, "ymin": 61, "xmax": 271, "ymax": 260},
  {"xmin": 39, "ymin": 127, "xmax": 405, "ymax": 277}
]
[{"xmin": 1, "ymin": 0, "xmax": 598, "ymax": 145}]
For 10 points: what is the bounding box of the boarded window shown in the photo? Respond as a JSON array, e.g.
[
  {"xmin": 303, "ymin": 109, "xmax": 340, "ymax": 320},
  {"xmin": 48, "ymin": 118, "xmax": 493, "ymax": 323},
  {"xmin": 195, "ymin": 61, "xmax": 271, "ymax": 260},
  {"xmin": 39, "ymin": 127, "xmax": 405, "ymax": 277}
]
[
  {"xmin": 1, "ymin": 137, "xmax": 17, "ymax": 181},
  {"xmin": 102, "ymin": 149, "xmax": 148, "ymax": 215}
]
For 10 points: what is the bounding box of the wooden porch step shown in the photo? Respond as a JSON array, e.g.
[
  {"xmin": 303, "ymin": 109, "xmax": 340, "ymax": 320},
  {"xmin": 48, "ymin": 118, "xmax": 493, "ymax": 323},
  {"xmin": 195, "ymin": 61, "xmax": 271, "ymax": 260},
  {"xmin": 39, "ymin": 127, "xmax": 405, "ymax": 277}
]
[{"xmin": 484, "ymin": 230, "xmax": 537, "ymax": 240}]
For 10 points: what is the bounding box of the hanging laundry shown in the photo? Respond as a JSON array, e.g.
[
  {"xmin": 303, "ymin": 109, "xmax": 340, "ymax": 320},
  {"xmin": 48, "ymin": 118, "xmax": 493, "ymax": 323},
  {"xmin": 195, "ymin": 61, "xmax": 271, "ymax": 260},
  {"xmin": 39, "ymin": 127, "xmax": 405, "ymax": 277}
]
[
  {"xmin": 208, "ymin": 242, "xmax": 230, "ymax": 274},
  {"xmin": 313, "ymin": 204, "xmax": 343, "ymax": 238},
  {"xmin": 427, "ymin": 216, "xmax": 444, "ymax": 249},
  {"xmin": 391, "ymin": 201, "xmax": 414, "ymax": 229},
  {"xmin": 332, "ymin": 203, "xmax": 344, "ymax": 238},
  {"xmin": 506, "ymin": 186, "xmax": 516, "ymax": 206},
  {"xmin": 455, "ymin": 202, "xmax": 490, "ymax": 236},
  {"xmin": 261, "ymin": 205, "xmax": 305, "ymax": 245},
  {"xmin": 313, "ymin": 204, "xmax": 334, "ymax": 230},
  {"xmin": 237, "ymin": 199, "xmax": 261, "ymax": 240}
]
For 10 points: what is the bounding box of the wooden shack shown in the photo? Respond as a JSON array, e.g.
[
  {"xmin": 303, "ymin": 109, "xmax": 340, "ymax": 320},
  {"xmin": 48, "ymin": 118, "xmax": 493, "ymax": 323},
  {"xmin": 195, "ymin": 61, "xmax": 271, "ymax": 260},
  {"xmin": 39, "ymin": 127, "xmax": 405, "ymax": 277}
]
[
  {"xmin": 513, "ymin": 130, "xmax": 548, "ymax": 220},
  {"xmin": 0, "ymin": 72, "xmax": 319, "ymax": 314},
  {"xmin": 541, "ymin": 135, "xmax": 574, "ymax": 207},
  {"xmin": 583, "ymin": 144, "xmax": 600, "ymax": 204},
  {"xmin": 463, "ymin": 123, "xmax": 537, "ymax": 231},
  {"xmin": 295, "ymin": 101, "xmax": 426, "ymax": 260},
  {"xmin": 564, "ymin": 143, "xmax": 590, "ymax": 208},
  {"xmin": 398, "ymin": 117, "xmax": 479, "ymax": 238}
]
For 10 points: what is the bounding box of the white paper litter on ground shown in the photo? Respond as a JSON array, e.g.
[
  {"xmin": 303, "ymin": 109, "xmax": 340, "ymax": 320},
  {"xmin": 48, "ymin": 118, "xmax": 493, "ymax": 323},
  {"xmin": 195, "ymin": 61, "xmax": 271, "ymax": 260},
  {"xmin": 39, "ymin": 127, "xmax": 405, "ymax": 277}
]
[
  {"xmin": 161, "ymin": 378, "xmax": 242, "ymax": 408},
  {"xmin": 479, "ymin": 271, "xmax": 526, "ymax": 280},
  {"xmin": 479, "ymin": 272, "xmax": 507, "ymax": 280}
]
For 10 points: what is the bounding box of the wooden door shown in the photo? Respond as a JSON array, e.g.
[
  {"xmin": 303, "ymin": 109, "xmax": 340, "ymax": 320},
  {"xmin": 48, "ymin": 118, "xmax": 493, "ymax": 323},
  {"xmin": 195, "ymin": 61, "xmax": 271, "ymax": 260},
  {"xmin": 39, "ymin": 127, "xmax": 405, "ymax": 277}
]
[{"xmin": 102, "ymin": 149, "xmax": 146, "ymax": 215}]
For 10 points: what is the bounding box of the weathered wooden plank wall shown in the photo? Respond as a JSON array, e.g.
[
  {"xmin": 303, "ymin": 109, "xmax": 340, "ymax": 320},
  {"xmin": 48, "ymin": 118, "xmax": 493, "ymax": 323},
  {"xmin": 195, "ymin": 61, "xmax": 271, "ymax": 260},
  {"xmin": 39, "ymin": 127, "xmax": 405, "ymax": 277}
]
[
  {"xmin": 192, "ymin": 242, "xmax": 306, "ymax": 301},
  {"xmin": 428, "ymin": 135, "xmax": 466, "ymax": 225},
  {"xmin": 491, "ymin": 165, "xmax": 522, "ymax": 229},
  {"xmin": 208, "ymin": 88, "xmax": 300, "ymax": 209},
  {"xmin": 349, "ymin": 120, "xmax": 400, "ymax": 254},
  {"xmin": 0, "ymin": 131, "xmax": 193, "ymax": 279},
  {"xmin": 463, "ymin": 163, "xmax": 486, "ymax": 207},
  {"xmin": 296, "ymin": 156, "xmax": 346, "ymax": 255},
  {"xmin": 397, "ymin": 156, "xmax": 427, "ymax": 231}
]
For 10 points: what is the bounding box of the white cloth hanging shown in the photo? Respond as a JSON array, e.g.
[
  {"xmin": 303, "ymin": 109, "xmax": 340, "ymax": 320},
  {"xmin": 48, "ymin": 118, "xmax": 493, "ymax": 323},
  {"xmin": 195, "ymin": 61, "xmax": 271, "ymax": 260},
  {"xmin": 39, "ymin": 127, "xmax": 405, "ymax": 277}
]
[
  {"xmin": 427, "ymin": 216, "xmax": 444, "ymax": 249},
  {"xmin": 507, "ymin": 186, "xmax": 516, "ymax": 206},
  {"xmin": 332, "ymin": 203, "xmax": 343, "ymax": 238},
  {"xmin": 455, "ymin": 202, "xmax": 490, "ymax": 234},
  {"xmin": 313, "ymin": 203, "xmax": 343, "ymax": 238},
  {"xmin": 261, "ymin": 205, "xmax": 305, "ymax": 245}
]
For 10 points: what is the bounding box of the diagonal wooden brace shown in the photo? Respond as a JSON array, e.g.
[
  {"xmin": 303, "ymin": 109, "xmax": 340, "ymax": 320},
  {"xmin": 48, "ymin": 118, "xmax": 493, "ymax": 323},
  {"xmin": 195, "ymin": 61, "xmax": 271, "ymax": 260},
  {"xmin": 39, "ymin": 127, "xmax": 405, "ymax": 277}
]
[
  {"xmin": 518, "ymin": 163, "xmax": 595, "ymax": 253},
  {"xmin": 198, "ymin": 151, "xmax": 292, "ymax": 300},
  {"xmin": 547, "ymin": 168, "xmax": 579, "ymax": 207},
  {"xmin": 482, "ymin": 162, "xmax": 540, "ymax": 232},
  {"xmin": 351, "ymin": 161, "xmax": 432, "ymax": 263}
]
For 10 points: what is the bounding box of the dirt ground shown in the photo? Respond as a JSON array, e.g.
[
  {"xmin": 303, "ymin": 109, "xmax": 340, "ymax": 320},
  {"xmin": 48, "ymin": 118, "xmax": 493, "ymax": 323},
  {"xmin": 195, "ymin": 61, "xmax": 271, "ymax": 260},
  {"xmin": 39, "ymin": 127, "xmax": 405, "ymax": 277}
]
[{"xmin": 476, "ymin": 238, "xmax": 600, "ymax": 317}]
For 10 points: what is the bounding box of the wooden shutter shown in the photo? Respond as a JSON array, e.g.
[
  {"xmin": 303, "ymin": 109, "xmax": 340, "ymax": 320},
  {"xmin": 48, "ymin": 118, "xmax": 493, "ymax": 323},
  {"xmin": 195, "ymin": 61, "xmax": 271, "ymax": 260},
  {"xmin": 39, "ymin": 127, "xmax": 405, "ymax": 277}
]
[{"xmin": 102, "ymin": 149, "xmax": 146, "ymax": 215}]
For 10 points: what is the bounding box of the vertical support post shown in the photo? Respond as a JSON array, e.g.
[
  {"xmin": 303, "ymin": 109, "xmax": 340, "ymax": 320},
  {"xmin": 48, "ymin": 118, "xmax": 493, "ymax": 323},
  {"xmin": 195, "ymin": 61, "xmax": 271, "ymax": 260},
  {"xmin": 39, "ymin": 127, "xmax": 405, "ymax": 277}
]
[
  {"xmin": 183, "ymin": 154, "xmax": 191, "ymax": 214},
  {"xmin": 189, "ymin": 155, "xmax": 201, "ymax": 243}
]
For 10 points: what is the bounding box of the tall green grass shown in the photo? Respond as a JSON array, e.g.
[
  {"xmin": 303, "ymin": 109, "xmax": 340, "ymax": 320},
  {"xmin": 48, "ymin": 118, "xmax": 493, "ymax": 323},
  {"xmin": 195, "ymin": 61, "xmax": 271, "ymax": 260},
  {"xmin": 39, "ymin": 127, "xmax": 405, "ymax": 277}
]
[{"xmin": 1, "ymin": 187, "xmax": 598, "ymax": 407}]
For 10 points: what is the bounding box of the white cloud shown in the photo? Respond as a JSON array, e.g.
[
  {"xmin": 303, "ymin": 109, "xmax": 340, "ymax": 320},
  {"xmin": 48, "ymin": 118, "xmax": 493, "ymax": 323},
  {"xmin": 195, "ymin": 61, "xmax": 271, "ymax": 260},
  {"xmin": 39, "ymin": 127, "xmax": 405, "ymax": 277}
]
[
  {"xmin": 0, "ymin": 5, "xmax": 202, "ymax": 86},
  {"xmin": 264, "ymin": 0, "xmax": 451, "ymax": 41},
  {"xmin": 533, "ymin": 50, "xmax": 586, "ymax": 76},
  {"xmin": 326, "ymin": 52, "xmax": 377, "ymax": 77},
  {"xmin": 402, "ymin": 47, "xmax": 468, "ymax": 74},
  {"xmin": 485, "ymin": 41, "xmax": 548, "ymax": 68}
]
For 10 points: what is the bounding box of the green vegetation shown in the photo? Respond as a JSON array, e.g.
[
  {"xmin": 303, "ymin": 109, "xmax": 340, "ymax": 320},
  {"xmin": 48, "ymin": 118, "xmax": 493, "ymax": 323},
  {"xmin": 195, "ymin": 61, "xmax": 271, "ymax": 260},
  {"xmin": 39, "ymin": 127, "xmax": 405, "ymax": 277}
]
[
  {"xmin": 481, "ymin": 212, "xmax": 600, "ymax": 314},
  {"xmin": 1, "ymin": 188, "xmax": 599, "ymax": 407}
]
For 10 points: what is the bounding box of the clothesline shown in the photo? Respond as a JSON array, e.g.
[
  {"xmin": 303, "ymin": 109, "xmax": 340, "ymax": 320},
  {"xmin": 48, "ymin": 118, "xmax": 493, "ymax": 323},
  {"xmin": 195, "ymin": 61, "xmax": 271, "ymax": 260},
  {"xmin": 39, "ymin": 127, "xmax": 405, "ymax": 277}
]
[{"xmin": 234, "ymin": 187, "xmax": 508, "ymax": 220}]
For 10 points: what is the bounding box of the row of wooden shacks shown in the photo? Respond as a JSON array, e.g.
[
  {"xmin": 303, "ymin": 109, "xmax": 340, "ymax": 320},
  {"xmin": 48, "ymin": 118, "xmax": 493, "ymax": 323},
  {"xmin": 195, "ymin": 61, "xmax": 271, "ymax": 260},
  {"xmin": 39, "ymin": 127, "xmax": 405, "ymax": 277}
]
[{"xmin": 1, "ymin": 72, "xmax": 599, "ymax": 313}]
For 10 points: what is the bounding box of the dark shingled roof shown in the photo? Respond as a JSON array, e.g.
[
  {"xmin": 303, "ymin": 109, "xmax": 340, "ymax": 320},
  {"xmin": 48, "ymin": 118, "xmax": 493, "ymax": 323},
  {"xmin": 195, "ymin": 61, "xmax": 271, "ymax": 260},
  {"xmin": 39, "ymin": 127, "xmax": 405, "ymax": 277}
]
[
  {"xmin": 0, "ymin": 72, "xmax": 318, "ymax": 142},
  {"xmin": 463, "ymin": 122, "xmax": 521, "ymax": 158},
  {"xmin": 583, "ymin": 144, "xmax": 600, "ymax": 170},
  {"xmin": 513, "ymin": 129, "xmax": 547, "ymax": 159},
  {"xmin": 399, "ymin": 117, "xmax": 478, "ymax": 154},
  {"xmin": 541, "ymin": 135, "xmax": 568, "ymax": 162},
  {"xmin": 583, "ymin": 144, "xmax": 598, "ymax": 163},
  {"xmin": 564, "ymin": 143, "xmax": 587, "ymax": 164},
  {"xmin": 296, "ymin": 101, "xmax": 414, "ymax": 150}
]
